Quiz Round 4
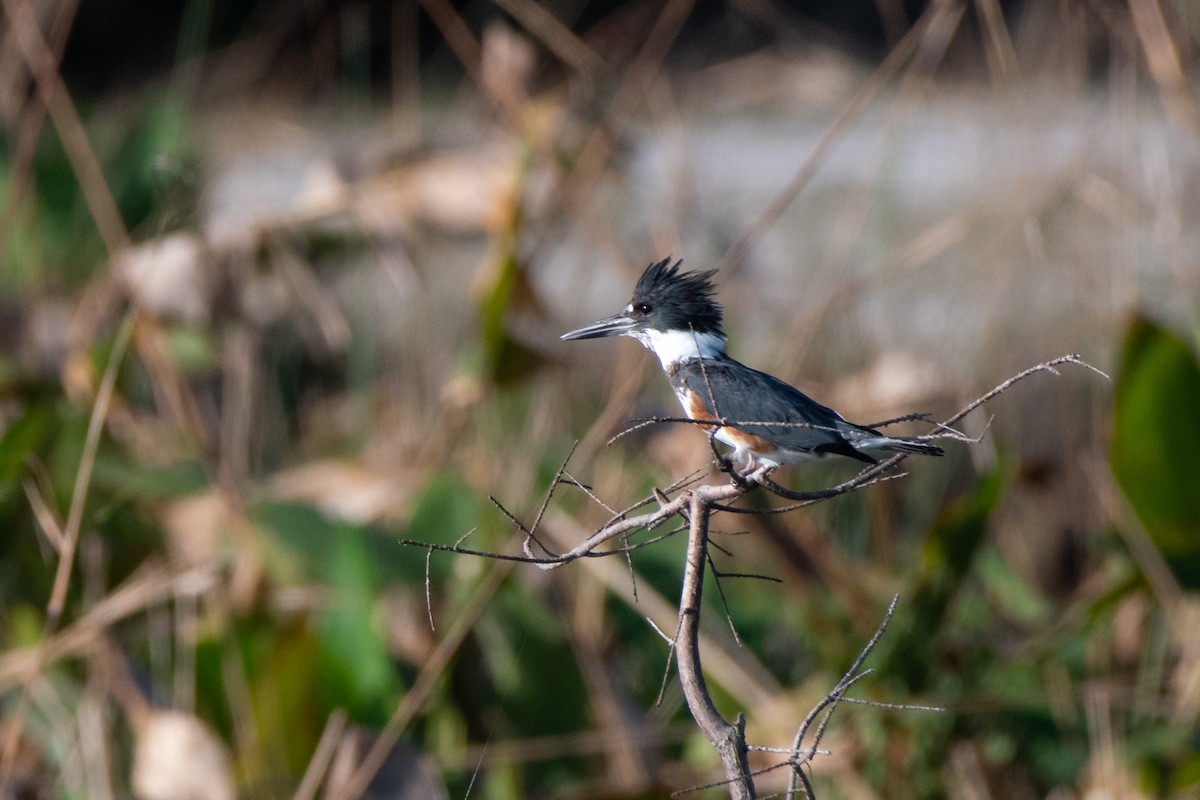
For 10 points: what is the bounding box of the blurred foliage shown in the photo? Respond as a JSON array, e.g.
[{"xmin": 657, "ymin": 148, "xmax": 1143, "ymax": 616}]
[
  {"xmin": 882, "ymin": 468, "xmax": 1004, "ymax": 687},
  {"xmin": 3, "ymin": 3, "xmax": 1200, "ymax": 798},
  {"xmin": 2, "ymin": 91, "xmax": 197, "ymax": 287},
  {"xmin": 1111, "ymin": 317, "xmax": 1200, "ymax": 590}
]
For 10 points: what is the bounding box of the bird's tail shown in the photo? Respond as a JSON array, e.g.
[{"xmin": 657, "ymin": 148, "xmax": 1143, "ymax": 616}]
[
  {"xmin": 849, "ymin": 431, "xmax": 944, "ymax": 457},
  {"xmin": 877, "ymin": 436, "xmax": 944, "ymax": 457}
]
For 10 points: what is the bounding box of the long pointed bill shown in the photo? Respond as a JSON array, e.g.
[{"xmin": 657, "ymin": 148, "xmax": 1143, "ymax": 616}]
[{"xmin": 560, "ymin": 313, "xmax": 636, "ymax": 341}]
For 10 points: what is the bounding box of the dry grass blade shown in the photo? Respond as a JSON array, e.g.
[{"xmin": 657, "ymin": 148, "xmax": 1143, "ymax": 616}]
[
  {"xmin": 22, "ymin": 479, "xmax": 65, "ymax": 554},
  {"xmin": 491, "ymin": 0, "xmax": 605, "ymax": 74},
  {"xmin": 716, "ymin": 0, "xmax": 957, "ymax": 276},
  {"xmin": 293, "ymin": 710, "xmax": 348, "ymax": 800},
  {"xmin": 47, "ymin": 309, "xmax": 138, "ymax": 632},
  {"xmin": 0, "ymin": 0, "xmax": 129, "ymax": 254},
  {"xmin": 0, "ymin": 563, "xmax": 219, "ymax": 693},
  {"xmin": 0, "ymin": 307, "xmax": 138, "ymax": 782},
  {"xmin": 1127, "ymin": 0, "xmax": 1198, "ymax": 136}
]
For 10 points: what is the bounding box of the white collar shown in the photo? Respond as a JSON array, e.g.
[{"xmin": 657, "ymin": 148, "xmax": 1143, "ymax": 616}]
[{"xmin": 631, "ymin": 329, "xmax": 727, "ymax": 369}]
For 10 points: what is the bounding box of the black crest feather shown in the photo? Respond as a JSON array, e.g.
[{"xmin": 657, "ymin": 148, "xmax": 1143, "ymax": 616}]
[{"xmin": 630, "ymin": 258, "xmax": 724, "ymax": 337}]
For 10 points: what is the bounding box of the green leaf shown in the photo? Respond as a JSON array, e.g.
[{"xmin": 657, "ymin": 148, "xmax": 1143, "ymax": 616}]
[
  {"xmin": 317, "ymin": 523, "xmax": 398, "ymax": 725},
  {"xmin": 255, "ymin": 501, "xmax": 340, "ymax": 584},
  {"xmin": 0, "ymin": 398, "xmax": 52, "ymax": 509},
  {"xmin": 405, "ymin": 473, "xmax": 483, "ymax": 547},
  {"xmin": 975, "ymin": 548, "xmax": 1050, "ymax": 625},
  {"xmin": 92, "ymin": 455, "xmax": 209, "ymax": 500},
  {"xmin": 243, "ymin": 621, "xmax": 323, "ymax": 777},
  {"xmin": 1111, "ymin": 317, "xmax": 1200, "ymax": 589}
]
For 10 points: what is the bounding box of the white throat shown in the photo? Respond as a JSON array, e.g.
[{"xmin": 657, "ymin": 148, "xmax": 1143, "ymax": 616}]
[{"xmin": 632, "ymin": 329, "xmax": 726, "ymax": 368}]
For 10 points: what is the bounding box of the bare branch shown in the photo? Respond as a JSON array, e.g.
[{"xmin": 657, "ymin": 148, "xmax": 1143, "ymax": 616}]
[
  {"xmin": 396, "ymin": 352, "xmax": 1104, "ymax": 798},
  {"xmin": 784, "ymin": 595, "xmax": 903, "ymax": 799},
  {"xmin": 675, "ymin": 490, "xmax": 755, "ymax": 798},
  {"xmin": 942, "ymin": 354, "xmax": 1107, "ymax": 429},
  {"xmin": 713, "ymin": 471, "xmax": 908, "ymax": 516},
  {"xmin": 835, "ymin": 697, "xmax": 944, "ymax": 713},
  {"xmin": 860, "ymin": 411, "xmax": 934, "ymax": 428}
]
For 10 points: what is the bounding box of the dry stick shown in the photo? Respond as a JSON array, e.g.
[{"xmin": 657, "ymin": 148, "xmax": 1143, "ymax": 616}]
[
  {"xmin": 973, "ymin": 0, "xmax": 1021, "ymax": 85},
  {"xmin": 415, "ymin": 0, "xmax": 482, "ymax": 82},
  {"xmin": 1128, "ymin": 0, "xmax": 1199, "ymax": 138},
  {"xmin": 550, "ymin": 0, "xmax": 696, "ymax": 287},
  {"xmin": 537, "ymin": 510, "xmax": 784, "ymax": 716},
  {"xmin": 641, "ymin": 358, "xmax": 1098, "ymax": 793},
  {"xmin": 713, "ymin": 471, "xmax": 908, "ymax": 517},
  {"xmin": 676, "ymin": 488, "xmax": 755, "ymax": 799},
  {"xmin": 523, "ymin": 441, "xmax": 583, "ymax": 557},
  {"xmin": 414, "ymin": 355, "xmax": 1103, "ymax": 567},
  {"xmin": 773, "ymin": 1, "xmax": 965, "ymax": 379},
  {"xmin": 610, "ymin": 415, "xmax": 945, "ymax": 449},
  {"xmin": 568, "ymin": 0, "xmax": 695, "ymax": 190}
]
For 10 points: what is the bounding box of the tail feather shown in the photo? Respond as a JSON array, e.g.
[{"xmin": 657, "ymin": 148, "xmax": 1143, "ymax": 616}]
[
  {"xmin": 848, "ymin": 430, "xmax": 944, "ymax": 457},
  {"xmin": 877, "ymin": 437, "xmax": 944, "ymax": 457}
]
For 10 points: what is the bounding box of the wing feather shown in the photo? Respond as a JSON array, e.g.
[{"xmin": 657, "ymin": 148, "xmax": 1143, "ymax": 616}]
[{"xmin": 676, "ymin": 360, "xmax": 877, "ymax": 463}]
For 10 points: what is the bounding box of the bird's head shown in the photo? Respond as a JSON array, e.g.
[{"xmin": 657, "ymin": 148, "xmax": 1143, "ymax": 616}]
[{"xmin": 561, "ymin": 259, "xmax": 726, "ymax": 365}]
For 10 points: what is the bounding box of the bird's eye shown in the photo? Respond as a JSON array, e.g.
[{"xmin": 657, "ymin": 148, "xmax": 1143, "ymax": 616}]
[{"xmin": 633, "ymin": 302, "xmax": 652, "ymax": 314}]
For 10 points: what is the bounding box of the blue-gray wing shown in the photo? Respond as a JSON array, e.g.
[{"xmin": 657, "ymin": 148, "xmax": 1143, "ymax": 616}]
[{"xmin": 673, "ymin": 359, "xmax": 876, "ymax": 463}]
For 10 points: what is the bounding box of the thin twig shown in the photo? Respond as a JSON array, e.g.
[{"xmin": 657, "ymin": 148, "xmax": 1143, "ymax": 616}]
[
  {"xmin": 785, "ymin": 595, "xmax": 902, "ymax": 799},
  {"xmin": 424, "ymin": 546, "xmax": 436, "ymax": 632},
  {"xmin": 706, "ymin": 552, "xmax": 743, "ymax": 646},
  {"xmin": 941, "ymin": 354, "xmax": 1108, "ymax": 429}
]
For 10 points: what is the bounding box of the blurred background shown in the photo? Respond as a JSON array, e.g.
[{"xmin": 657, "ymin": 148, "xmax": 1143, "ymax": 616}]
[{"xmin": 1, "ymin": 0, "xmax": 1198, "ymax": 797}]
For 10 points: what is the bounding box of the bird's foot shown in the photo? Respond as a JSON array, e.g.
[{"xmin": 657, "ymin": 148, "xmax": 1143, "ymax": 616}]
[
  {"xmin": 739, "ymin": 463, "xmax": 773, "ymax": 486},
  {"xmin": 721, "ymin": 458, "xmax": 768, "ymax": 489},
  {"xmin": 714, "ymin": 452, "xmax": 739, "ymax": 477}
]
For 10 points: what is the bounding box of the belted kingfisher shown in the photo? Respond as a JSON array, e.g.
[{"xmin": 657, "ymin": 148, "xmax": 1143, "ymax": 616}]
[{"xmin": 561, "ymin": 258, "xmax": 943, "ymax": 471}]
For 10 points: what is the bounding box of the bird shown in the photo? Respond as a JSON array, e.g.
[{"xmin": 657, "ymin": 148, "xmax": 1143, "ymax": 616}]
[{"xmin": 561, "ymin": 258, "xmax": 943, "ymax": 472}]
